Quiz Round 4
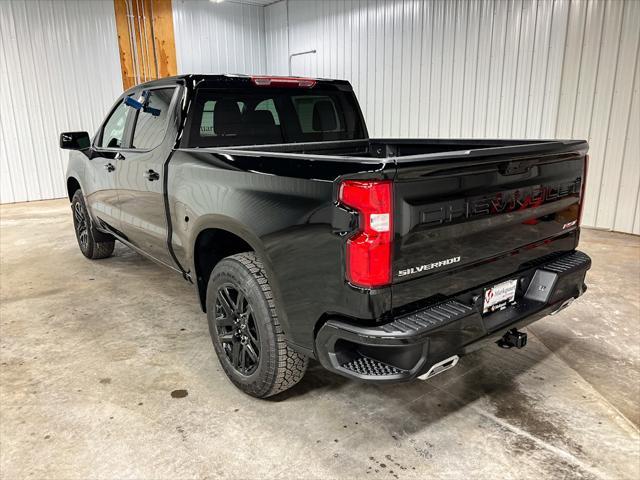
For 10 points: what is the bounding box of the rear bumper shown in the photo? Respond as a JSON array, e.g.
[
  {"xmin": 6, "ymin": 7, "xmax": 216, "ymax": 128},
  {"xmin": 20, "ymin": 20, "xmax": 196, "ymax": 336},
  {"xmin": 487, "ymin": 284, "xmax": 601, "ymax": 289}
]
[{"xmin": 315, "ymin": 250, "xmax": 591, "ymax": 383}]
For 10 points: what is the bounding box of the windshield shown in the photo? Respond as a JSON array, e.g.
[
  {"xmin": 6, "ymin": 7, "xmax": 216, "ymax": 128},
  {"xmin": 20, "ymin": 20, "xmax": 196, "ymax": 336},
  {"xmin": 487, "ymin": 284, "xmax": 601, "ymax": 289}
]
[{"xmin": 186, "ymin": 88, "xmax": 366, "ymax": 147}]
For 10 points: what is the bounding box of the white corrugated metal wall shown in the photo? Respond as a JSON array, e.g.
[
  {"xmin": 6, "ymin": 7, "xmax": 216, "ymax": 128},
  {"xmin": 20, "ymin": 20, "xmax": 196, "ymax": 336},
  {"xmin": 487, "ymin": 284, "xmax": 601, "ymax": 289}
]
[
  {"xmin": 172, "ymin": 0, "xmax": 266, "ymax": 75},
  {"xmin": 265, "ymin": 0, "xmax": 640, "ymax": 234},
  {"xmin": 0, "ymin": 0, "xmax": 267, "ymax": 205},
  {"xmin": 1, "ymin": 0, "xmax": 638, "ymax": 234},
  {"xmin": 0, "ymin": 0, "xmax": 122, "ymax": 204},
  {"xmin": 265, "ymin": 0, "xmax": 289, "ymax": 76}
]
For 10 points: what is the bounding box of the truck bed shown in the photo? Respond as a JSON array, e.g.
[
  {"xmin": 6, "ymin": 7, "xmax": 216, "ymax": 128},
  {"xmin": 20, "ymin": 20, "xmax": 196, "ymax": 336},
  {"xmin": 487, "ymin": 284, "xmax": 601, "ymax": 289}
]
[
  {"xmin": 202, "ymin": 136, "xmax": 589, "ymax": 317},
  {"xmin": 218, "ymin": 138, "xmax": 587, "ymax": 162}
]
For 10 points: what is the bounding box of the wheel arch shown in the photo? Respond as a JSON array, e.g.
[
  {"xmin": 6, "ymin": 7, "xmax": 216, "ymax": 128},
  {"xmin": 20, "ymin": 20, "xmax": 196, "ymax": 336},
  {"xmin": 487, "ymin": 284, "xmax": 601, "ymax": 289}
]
[
  {"xmin": 190, "ymin": 219, "xmax": 288, "ymax": 335},
  {"xmin": 193, "ymin": 227, "xmax": 253, "ymax": 311},
  {"xmin": 67, "ymin": 176, "xmax": 82, "ymax": 201}
]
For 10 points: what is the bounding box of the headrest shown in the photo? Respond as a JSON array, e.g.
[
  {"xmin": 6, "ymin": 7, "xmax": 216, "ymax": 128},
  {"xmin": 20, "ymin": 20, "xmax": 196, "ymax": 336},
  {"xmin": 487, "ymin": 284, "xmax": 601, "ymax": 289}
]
[
  {"xmin": 312, "ymin": 100, "xmax": 337, "ymax": 131},
  {"xmin": 214, "ymin": 100, "xmax": 242, "ymax": 135},
  {"xmin": 244, "ymin": 110, "xmax": 276, "ymax": 127}
]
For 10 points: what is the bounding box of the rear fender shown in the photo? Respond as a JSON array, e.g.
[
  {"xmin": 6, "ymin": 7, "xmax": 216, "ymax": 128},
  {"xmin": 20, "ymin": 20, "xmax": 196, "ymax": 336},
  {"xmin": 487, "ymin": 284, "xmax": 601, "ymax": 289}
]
[{"xmin": 188, "ymin": 214, "xmax": 292, "ymax": 339}]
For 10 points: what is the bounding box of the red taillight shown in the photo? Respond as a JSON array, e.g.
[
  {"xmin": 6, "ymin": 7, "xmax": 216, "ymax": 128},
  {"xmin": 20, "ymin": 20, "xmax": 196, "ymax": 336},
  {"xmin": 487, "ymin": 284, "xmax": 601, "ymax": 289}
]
[
  {"xmin": 250, "ymin": 76, "xmax": 316, "ymax": 88},
  {"xmin": 578, "ymin": 155, "xmax": 589, "ymax": 225},
  {"xmin": 339, "ymin": 180, "xmax": 393, "ymax": 288}
]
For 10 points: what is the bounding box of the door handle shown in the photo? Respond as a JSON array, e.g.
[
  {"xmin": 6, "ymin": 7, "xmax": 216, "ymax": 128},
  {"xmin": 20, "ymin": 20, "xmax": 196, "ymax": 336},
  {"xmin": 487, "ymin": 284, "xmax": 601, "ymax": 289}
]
[
  {"xmin": 144, "ymin": 169, "xmax": 160, "ymax": 181},
  {"xmin": 115, "ymin": 152, "xmax": 125, "ymax": 161},
  {"xmin": 104, "ymin": 163, "xmax": 115, "ymax": 172}
]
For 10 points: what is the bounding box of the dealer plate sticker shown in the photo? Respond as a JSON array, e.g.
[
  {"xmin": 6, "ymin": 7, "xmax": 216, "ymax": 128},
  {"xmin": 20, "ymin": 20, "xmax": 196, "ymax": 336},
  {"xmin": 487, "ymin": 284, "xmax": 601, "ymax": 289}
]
[{"xmin": 483, "ymin": 279, "xmax": 518, "ymax": 314}]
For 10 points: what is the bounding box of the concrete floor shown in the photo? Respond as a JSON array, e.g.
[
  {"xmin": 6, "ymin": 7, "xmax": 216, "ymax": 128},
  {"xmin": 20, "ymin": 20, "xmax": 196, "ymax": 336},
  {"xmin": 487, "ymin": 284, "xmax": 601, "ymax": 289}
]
[{"xmin": 1, "ymin": 199, "xmax": 639, "ymax": 480}]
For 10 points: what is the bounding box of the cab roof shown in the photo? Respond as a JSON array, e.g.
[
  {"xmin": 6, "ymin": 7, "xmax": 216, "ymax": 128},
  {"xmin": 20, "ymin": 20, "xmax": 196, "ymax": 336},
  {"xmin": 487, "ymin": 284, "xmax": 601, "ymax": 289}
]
[{"xmin": 125, "ymin": 74, "xmax": 353, "ymax": 95}]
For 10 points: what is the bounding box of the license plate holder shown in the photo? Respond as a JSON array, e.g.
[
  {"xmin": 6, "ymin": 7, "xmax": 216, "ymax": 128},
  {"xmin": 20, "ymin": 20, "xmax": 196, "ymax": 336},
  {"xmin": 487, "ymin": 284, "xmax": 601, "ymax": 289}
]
[{"xmin": 483, "ymin": 279, "xmax": 518, "ymax": 314}]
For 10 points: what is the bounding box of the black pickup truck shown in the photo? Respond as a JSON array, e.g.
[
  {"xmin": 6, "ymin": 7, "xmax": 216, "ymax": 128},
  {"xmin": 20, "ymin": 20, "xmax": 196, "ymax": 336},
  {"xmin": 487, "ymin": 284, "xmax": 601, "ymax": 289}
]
[{"xmin": 60, "ymin": 74, "xmax": 591, "ymax": 398}]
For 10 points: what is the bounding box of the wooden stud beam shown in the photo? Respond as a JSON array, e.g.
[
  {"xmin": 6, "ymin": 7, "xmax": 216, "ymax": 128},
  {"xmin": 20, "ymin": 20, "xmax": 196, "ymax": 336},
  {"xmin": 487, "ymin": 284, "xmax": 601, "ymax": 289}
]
[{"xmin": 113, "ymin": 0, "xmax": 177, "ymax": 91}]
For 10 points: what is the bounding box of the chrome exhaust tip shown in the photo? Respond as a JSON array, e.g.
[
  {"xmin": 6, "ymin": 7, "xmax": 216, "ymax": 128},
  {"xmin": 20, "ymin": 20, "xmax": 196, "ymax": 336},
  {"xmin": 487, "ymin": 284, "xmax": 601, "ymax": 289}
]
[{"xmin": 418, "ymin": 355, "xmax": 459, "ymax": 381}]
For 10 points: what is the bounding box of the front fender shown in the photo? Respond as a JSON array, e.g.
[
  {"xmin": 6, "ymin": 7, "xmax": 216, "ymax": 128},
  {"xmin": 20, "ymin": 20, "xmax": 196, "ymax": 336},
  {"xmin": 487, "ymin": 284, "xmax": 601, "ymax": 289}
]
[{"xmin": 65, "ymin": 150, "xmax": 87, "ymax": 199}]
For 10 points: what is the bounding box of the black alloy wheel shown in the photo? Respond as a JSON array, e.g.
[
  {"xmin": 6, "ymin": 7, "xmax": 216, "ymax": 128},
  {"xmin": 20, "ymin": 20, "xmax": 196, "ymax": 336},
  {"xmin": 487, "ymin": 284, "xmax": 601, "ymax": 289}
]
[
  {"xmin": 73, "ymin": 200, "xmax": 89, "ymax": 251},
  {"xmin": 206, "ymin": 252, "xmax": 308, "ymax": 398},
  {"xmin": 214, "ymin": 283, "xmax": 261, "ymax": 376},
  {"xmin": 70, "ymin": 189, "xmax": 115, "ymax": 259}
]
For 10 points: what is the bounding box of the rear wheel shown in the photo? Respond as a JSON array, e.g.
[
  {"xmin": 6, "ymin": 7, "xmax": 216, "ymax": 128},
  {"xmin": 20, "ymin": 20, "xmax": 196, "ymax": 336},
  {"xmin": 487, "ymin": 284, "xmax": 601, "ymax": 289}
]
[
  {"xmin": 71, "ymin": 189, "xmax": 115, "ymax": 259},
  {"xmin": 206, "ymin": 252, "xmax": 308, "ymax": 398}
]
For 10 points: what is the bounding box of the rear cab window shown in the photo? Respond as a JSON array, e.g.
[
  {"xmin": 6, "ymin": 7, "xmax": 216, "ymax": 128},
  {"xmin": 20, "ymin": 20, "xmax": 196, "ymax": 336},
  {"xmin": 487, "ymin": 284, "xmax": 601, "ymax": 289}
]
[
  {"xmin": 200, "ymin": 101, "xmax": 247, "ymax": 137},
  {"xmin": 292, "ymin": 96, "xmax": 343, "ymax": 133},
  {"xmin": 186, "ymin": 86, "xmax": 365, "ymax": 147}
]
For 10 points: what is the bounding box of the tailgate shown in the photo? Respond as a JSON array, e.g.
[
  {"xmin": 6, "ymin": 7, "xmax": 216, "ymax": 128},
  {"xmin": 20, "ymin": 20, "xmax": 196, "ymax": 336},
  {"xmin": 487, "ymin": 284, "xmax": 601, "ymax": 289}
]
[{"xmin": 391, "ymin": 141, "xmax": 588, "ymax": 312}]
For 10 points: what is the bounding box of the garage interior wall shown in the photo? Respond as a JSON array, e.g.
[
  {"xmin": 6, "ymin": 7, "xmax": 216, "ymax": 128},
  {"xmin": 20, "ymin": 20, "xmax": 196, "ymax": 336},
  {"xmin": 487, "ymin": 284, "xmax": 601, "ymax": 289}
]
[
  {"xmin": 0, "ymin": 0, "xmax": 266, "ymax": 206},
  {"xmin": 265, "ymin": 0, "xmax": 640, "ymax": 234},
  {"xmin": 0, "ymin": 0, "xmax": 123, "ymax": 204},
  {"xmin": 1, "ymin": 0, "xmax": 638, "ymax": 235},
  {"xmin": 172, "ymin": 0, "xmax": 266, "ymax": 75}
]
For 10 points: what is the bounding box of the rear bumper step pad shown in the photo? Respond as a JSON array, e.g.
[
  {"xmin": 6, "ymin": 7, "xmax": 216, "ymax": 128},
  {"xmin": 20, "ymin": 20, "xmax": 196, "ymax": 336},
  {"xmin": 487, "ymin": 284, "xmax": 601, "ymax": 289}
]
[{"xmin": 316, "ymin": 249, "xmax": 591, "ymax": 383}]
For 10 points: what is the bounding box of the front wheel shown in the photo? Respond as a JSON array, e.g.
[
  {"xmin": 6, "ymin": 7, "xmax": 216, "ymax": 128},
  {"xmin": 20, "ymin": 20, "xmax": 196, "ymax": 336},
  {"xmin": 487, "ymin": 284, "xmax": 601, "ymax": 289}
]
[
  {"xmin": 71, "ymin": 189, "xmax": 115, "ymax": 260},
  {"xmin": 206, "ymin": 252, "xmax": 308, "ymax": 398}
]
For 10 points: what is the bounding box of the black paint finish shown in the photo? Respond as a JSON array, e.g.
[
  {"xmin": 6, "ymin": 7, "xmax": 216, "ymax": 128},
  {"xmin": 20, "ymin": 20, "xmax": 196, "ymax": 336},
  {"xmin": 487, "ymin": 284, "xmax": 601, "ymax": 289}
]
[{"xmin": 63, "ymin": 74, "xmax": 589, "ymax": 373}]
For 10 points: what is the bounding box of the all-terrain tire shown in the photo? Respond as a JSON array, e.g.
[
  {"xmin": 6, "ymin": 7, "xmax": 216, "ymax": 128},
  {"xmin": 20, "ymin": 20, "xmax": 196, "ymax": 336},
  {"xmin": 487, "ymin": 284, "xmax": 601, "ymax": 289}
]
[
  {"xmin": 71, "ymin": 189, "xmax": 115, "ymax": 260},
  {"xmin": 206, "ymin": 252, "xmax": 308, "ymax": 398}
]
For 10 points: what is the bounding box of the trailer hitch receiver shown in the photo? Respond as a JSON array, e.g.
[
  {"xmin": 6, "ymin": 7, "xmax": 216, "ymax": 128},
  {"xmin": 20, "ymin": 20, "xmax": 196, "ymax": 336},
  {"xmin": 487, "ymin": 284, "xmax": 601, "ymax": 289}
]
[{"xmin": 497, "ymin": 329, "xmax": 528, "ymax": 349}]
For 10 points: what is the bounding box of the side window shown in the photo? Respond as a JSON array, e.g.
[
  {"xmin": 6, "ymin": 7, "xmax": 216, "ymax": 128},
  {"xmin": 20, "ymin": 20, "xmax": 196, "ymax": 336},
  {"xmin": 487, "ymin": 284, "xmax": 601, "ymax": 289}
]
[
  {"xmin": 255, "ymin": 99, "xmax": 280, "ymax": 125},
  {"xmin": 199, "ymin": 100, "xmax": 246, "ymax": 137},
  {"xmin": 200, "ymin": 100, "xmax": 215, "ymax": 137},
  {"xmin": 292, "ymin": 96, "xmax": 343, "ymax": 133},
  {"xmin": 131, "ymin": 88, "xmax": 176, "ymax": 149},
  {"xmin": 99, "ymin": 100, "xmax": 130, "ymax": 149}
]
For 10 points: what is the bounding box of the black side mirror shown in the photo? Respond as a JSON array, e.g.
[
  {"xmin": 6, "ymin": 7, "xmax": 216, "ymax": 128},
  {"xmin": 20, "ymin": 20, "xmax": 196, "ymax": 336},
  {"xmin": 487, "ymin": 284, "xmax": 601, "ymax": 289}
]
[{"xmin": 60, "ymin": 131, "xmax": 91, "ymax": 150}]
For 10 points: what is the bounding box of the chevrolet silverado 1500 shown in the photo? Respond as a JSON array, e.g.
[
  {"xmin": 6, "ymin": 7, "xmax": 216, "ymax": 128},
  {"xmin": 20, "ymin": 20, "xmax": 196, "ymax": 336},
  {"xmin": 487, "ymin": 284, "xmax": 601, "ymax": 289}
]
[{"xmin": 60, "ymin": 75, "xmax": 591, "ymax": 398}]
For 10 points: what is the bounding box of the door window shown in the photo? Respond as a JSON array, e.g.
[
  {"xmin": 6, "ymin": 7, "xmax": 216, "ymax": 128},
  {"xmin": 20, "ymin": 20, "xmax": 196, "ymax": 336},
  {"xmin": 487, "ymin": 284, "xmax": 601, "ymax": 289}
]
[
  {"xmin": 99, "ymin": 100, "xmax": 130, "ymax": 149},
  {"xmin": 131, "ymin": 88, "xmax": 176, "ymax": 149}
]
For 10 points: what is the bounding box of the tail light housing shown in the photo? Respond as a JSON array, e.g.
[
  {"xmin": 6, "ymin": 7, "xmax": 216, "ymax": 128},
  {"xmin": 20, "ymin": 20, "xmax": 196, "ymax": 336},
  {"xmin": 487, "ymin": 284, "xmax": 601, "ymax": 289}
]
[
  {"xmin": 339, "ymin": 180, "xmax": 393, "ymax": 288},
  {"xmin": 578, "ymin": 155, "xmax": 589, "ymax": 225}
]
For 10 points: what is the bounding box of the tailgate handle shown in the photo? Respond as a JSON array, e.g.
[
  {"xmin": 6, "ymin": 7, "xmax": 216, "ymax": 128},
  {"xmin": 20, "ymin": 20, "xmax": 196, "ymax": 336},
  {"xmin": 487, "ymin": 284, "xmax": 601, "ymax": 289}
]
[{"xmin": 499, "ymin": 160, "xmax": 535, "ymax": 176}]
